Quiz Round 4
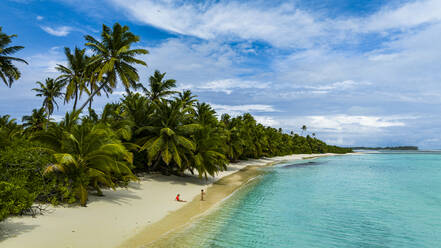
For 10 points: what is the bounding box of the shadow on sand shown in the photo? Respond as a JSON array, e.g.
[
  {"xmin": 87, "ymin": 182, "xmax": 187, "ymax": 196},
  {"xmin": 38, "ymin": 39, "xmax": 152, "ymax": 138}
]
[
  {"xmin": 142, "ymin": 174, "xmax": 212, "ymax": 186},
  {"xmin": 0, "ymin": 220, "xmax": 39, "ymax": 242},
  {"xmin": 86, "ymin": 186, "xmax": 143, "ymax": 205}
]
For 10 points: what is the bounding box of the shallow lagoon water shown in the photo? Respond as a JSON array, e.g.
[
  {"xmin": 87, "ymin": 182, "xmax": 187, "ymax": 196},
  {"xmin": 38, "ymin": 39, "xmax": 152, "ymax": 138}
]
[{"xmin": 149, "ymin": 153, "xmax": 441, "ymax": 247}]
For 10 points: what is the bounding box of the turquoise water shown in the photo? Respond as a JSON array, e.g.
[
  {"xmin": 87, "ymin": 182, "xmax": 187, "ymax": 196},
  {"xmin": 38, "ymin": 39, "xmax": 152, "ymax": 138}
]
[{"xmin": 151, "ymin": 153, "xmax": 441, "ymax": 247}]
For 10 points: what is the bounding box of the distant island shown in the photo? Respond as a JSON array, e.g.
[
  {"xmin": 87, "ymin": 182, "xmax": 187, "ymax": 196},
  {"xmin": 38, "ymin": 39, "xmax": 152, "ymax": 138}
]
[{"xmin": 350, "ymin": 146, "xmax": 418, "ymax": 150}]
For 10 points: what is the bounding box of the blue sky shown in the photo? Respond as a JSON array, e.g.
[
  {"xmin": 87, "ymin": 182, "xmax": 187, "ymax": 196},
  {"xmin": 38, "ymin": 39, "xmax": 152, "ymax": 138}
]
[{"xmin": 2, "ymin": 0, "xmax": 441, "ymax": 148}]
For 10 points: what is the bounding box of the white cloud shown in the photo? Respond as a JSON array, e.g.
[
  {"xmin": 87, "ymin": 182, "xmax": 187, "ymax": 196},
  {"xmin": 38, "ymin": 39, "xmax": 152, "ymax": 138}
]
[
  {"xmin": 211, "ymin": 104, "xmax": 277, "ymax": 116},
  {"xmin": 112, "ymin": 90, "xmax": 144, "ymax": 96},
  {"xmin": 368, "ymin": 53, "xmax": 400, "ymax": 62},
  {"xmin": 41, "ymin": 26, "xmax": 72, "ymax": 36},
  {"xmin": 197, "ymin": 79, "xmax": 269, "ymax": 94},
  {"xmin": 109, "ymin": 0, "xmax": 326, "ymax": 48},
  {"xmin": 293, "ymin": 80, "xmax": 372, "ymax": 95},
  {"xmin": 134, "ymin": 38, "xmax": 253, "ymax": 90},
  {"xmin": 263, "ymin": 80, "xmax": 372, "ymax": 100},
  {"xmin": 254, "ymin": 116, "xmax": 279, "ymax": 126},
  {"xmin": 272, "ymin": 20, "xmax": 441, "ymax": 99},
  {"xmin": 29, "ymin": 47, "xmax": 66, "ymax": 73},
  {"xmin": 108, "ymin": 0, "xmax": 441, "ymax": 48},
  {"xmin": 307, "ymin": 80, "xmax": 365, "ymax": 91},
  {"xmin": 362, "ymin": 0, "xmax": 441, "ymax": 32},
  {"xmin": 308, "ymin": 115, "xmax": 405, "ymax": 131},
  {"xmin": 36, "ymin": 15, "xmax": 44, "ymax": 21},
  {"xmin": 270, "ymin": 114, "xmax": 417, "ymax": 146},
  {"xmin": 279, "ymin": 114, "xmax": 411, "ymax": 131}
]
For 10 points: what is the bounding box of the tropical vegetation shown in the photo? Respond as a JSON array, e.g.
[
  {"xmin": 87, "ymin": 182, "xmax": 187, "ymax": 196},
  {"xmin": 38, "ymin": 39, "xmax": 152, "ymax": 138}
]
[
  {"xmin": 0, "ymin": 27, "xmax": 28, "ymax": 87},
  {"xmin": 0, "ymin": 23, "xmax": 352, "ymax": 221}
]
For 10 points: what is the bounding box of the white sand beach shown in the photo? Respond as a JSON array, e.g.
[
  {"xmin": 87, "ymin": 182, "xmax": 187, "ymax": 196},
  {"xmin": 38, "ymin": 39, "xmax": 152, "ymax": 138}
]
[{"xmin": 0, "ymin": 153, "xmax": 338, "ymax": 248}]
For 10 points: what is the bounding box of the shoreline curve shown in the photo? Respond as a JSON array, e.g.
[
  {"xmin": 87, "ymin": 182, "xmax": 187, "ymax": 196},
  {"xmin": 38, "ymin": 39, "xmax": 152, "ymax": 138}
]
[{"xmin": 118, "ymin": 153, "xmax": 344, "ymax": 248}]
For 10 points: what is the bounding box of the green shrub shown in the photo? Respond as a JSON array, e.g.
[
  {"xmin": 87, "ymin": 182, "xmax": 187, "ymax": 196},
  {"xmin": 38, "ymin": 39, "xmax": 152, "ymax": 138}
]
[
  {"xmin": 0, "ymin": 140, "xmax": 54, "ymax": 200},
  {"xmin": 0, "ymin": 139, "xmax": 77, "ymax": 205},
  {"xmin": 0, "ymin": 181, "xmax": 35, "ymax": 221}
]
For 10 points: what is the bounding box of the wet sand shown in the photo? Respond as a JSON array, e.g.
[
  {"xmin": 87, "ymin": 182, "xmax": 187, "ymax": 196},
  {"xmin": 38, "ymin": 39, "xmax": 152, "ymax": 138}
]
[{"xmin": 118, "ymin": 165, "xmax": 267, "ymax": 248}]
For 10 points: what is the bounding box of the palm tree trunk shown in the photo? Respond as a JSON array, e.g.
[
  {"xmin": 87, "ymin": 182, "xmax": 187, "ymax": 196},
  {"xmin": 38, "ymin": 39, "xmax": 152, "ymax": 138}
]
[
  {"xmin": 125, "ymin": 87, "xmax": 132, "ymax": 97},
  {"xmin": 88, "ymin": 83, "xmax": 93, "ymax": 117},
  {"xmin": 72, "ymin": 85, "xmax": 78, "ymax": 112},
  {"xmin": 77, "ymin": 83, "xmax": 107, "ymax": 113},
  {"xmin": 150, "ymin": 156, "xmax": 162, "ymax": 171},
  {"xmin": 46, "ymin": 106, "xmax": 50, "ymax": 130},
  {"xmin": 89, "ymin": 99, "xmax": 93, "ymax": 117},
  {"xmin": 73, "ymin": 90, "xmax": 78, "ymax": 112},
  {"xmin": 93, "ymin": 180, "xmax": 103, "ymax": 196},
  {"xmin": 46, "ymin": 114, "xmax": 50, "ymax": 130}
]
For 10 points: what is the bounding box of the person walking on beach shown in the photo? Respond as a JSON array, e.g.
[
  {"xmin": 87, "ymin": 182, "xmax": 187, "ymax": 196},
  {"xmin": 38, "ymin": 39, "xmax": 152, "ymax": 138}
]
[
  {"xmin": 201, "ymin": 189, "xmax": 205, "ymax": 201},
  {"xmin": 176, "ymin": 194, "xmax": 186, "ymax": 202}
]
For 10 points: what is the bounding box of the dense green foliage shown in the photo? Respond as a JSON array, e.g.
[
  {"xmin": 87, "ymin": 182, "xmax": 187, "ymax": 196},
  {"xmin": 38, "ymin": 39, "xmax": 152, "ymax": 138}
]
[
  {"xmin": 0, "ymin": 27, "xmax": 28, "ymax": 87},
  {"xmin": 0, "ymin": 182, "xmax": 34, "ymax": 221},
  {"xmin": 33, "ymin": 119, "xmax": 136, "ymax": 206},
  {"xmin": 0, "ymin": 23, "xmax": 351, "ymax": 220},
  {"xmin": 0, "ymin": 140, "xmax": 52, "ymax": 198}
]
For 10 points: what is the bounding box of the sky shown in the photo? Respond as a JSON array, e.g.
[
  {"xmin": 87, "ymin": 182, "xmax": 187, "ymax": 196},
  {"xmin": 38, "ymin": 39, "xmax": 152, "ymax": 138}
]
[{"xmin": 1, "ymin": 0, "xmax": 441, "ymax": 148}]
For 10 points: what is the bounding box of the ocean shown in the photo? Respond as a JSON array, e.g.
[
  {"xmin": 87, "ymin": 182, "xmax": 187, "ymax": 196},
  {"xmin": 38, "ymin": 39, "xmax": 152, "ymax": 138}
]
[{"xmin": 149, "ymin": 153, "xmax": 441, "ymax": 247}]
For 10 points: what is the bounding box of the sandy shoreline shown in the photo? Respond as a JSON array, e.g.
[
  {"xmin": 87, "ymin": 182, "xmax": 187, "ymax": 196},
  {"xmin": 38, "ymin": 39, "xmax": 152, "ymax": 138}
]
[
  {"xmin": 119, "ymin": 165, "xmax": 266, "ymax": 248},
  {"xmin": 0, "ymin": 153, "xmax": 340, "ymax": 248}
]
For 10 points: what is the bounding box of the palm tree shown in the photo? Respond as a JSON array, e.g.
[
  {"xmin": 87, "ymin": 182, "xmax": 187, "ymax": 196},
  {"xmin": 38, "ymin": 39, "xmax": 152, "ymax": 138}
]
[
  {"xmin": 120, "ymin": 93, "xmax": 155, "ymax": 129},
  {"xmin": 240, "ymin": 113, "xmax": 261, "ymax": 158},
  {"xmin": 220, "ymin": 114, "xmax": 244, "ymax": 161},
  {"xmin": 194, "ymin": 102, "xmax": 217, "ymax": 126},
  {"xmin": 0, "ymin": 114, "xmax": 17, "ymax": 128},
  {"xmin": 32, "ymin": 78, "xmax": 65, "ymax": 122},
  {"xmin": 22, "ymin": 108, "xmax": 47, "ymax": 133},
  {"xmin": 0, "ymin": 27, "xmax": 28, "ymax": 87},
  {"xmin": 83, "ymin": 57, "xmax": 116, "ymax": 117},
  {"xmin": 191, "ymin": 126, "xmax": 228, "ymax": 178},
  {"xmin": 0, "ymin": 115, "xmax": 22, "ymax": 148},
  {"xmin": 136, "ymin": 100, "xmax": 200, "ymax": 174},
  {"xmin": 301, "ymin": 125, "xmax": 307, "ymax": 136},
  {"xmin": 175, "ymin": 90, "xmax": 197, "ymax": 109},
  {"xmin": 140, "ymin": 70, "xmax": 178, "ymax": 101},
  {"xmin": 174, "ymin": 90, "xmax": 197, "ymax": 118},
  {"xmin": 33, "ymin": 121, "xmax": 136, "ymax": 206},
  {"xmin": 191, "ymin": 103, "xmax": 227, "ymax": 178},
  {"xmin": 99, "ymin": 103, "xmax": 134, "ymax": 142},
  {"xmin": 56, "ymin": 47, "xmax": 89, "ymax": 112},
  {"xmin": 78, "ymin": 23, "xmax": 148, "ymax": 112}
]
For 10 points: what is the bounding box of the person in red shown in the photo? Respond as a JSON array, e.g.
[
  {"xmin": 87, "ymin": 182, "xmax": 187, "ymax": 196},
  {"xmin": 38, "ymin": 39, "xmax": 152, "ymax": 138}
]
[{"xmin": 176, "ymin": 194, "xmax": 186, "ymax": 202}]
